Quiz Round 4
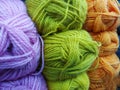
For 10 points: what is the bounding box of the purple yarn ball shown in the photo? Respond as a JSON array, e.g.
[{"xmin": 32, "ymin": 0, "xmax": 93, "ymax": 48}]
[
  {"xmin": 0, "ymin": 74, "xmax": 47, "ymax": 90},
  {"xmin": 0, "ymin": 0, "xmax": 44, "ymax": 81}
]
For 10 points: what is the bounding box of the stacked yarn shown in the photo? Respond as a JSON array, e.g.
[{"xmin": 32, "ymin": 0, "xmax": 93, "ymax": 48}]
[
  {"xmin": 84, "ymin": 0, "xmax": 120, "ymax": 90},
  {"xmin": 0, "ymin": 0, "xmax": 47, "ymax": 89},
  {"xmin": 26, "ymin": 0, "xmax": 100, "ymax": 90}
]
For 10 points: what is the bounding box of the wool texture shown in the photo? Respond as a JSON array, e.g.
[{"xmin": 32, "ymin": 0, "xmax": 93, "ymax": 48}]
[
  {"xmin": 0, "ymin": 74, "xmax": 47, "ymax": 90},
  {"xmin": 26, "ymin": 0, "xmax": 88, "ymax": 37},
  {"xmin": 84, "ymin": 0, "xmax": 120, "ymax": 33},
  {"xmin": 0, "ymin": 0, "xmax": 44, "ymax": 81},
  {"xmin": 47, "ymin": 72, "xmax": 89, "ymax": 90},
  {"xmin": 90, "ymin": 31, "xmax": 119, "ymax": 56},
  {"xmin": 88, "ymin": 54, "xmax": 120, "ymax": 90},
  {"xmin": 43, "ymin": 30, "xmax": 100, "ymax": 81}
]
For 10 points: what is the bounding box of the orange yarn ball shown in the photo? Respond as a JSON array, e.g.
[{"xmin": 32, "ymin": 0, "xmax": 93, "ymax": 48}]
[
  {"xmin": 88, "ymin": 54, "xmax": 120, "ymax": 90},
  {"xmin": 90, "ymin": 31, "xmax": 119, "ymax": 56},
  {"xmin": 84, "ymin": 0, "xmax": 120, "ymax": 32}
]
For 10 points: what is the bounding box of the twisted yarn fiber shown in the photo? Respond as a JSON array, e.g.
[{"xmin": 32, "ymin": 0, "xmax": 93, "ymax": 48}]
[
  {"xmin": 90, "ymin": 31, "xmax": 119, "ymax": 56},
  {"xmin": 47, "ymin": 72, "xmax": 89, "ymax": 90},
  {"xmin": 0, "ymin": 74, "xmax": 47, "ymax": 90},
  {"xmin": 26, "ymin": 0, "xmax": 87, "ymax": 37},
  {"xmin": 84, "ymin": 0, "xmax": 120, "ymax": 32},
  {"xmin": 43, "ymin": 30, "xmax": 100, "ymax": 81},
  {"xmin": 88, "ymin": 54, "xmax": 120, "ymax": 90},
  {"xmin": 0, "ymin": 0, "xmax": 44, "ymax": 81}
]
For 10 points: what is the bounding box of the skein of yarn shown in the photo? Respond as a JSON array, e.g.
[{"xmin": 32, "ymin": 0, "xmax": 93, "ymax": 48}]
[
  {"xmin": 88, "ymin": 54, "xmax": 120, "ymax": 90},
  {"xmin": 0, "ymin": 0, "xmax": 44, "ymax": 81},
  {"xmin": 47, "ymin": 72, "xmax": 89, "ymax": 90},
  {"xmin": 0, "ymin": 74, "xmax": 47, "ymax": 90},
  {"xmin": 43, "ymin": 30, "xmax": 100, "ymax": 81},
  {"xmin": 90, "ymin": 31, "xmax": 119, "ymax": 56},
  {"xmin": 26, "ymin": 0, "xmax": 88, "ymax": 37},
  {"xmin": 84, "ymin": 0, "xmax": 120, "ymax": 32}
]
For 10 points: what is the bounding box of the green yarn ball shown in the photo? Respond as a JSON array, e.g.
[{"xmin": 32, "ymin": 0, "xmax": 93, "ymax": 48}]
[
  {"xmin": 26, "ymin": 0, "xmax": 87, "ymax": 37},
  {"xmin": 47, "ymin": 72, "xmax": 89, "ymax": 90},
  {"xmin": 43, "ymin": 30, "xmax": 100, "ymax": 81}
]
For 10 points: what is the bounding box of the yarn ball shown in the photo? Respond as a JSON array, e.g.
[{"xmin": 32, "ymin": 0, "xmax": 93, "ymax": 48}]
[
  {"xmin": 26, "ymin": 0, "xmax": 88, "ymax": 37},
  {"xmin": 0, "ymin": 74, "xmax": 47, "ymax": 90},
  {"xmin": 43, "ymin": 30, "xmax": 100, "ymax": 81},
  {"xmin": 47, "ymin": 72, "xmax": 89, "ymax": 90},
  {"xmin": 90, "ymin": 31, "xmax": 119, "ymax": 56},
  {"xmin": 0, "ymin": 0, "xmax": 44, "ymax": 81},
  {"xmin": 88, "ymin": 54, "xmax": 120, "ymax": 90},
  {"xmin": 84, "ymin": 0, "xmax": 120, "ymax": 32}
]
